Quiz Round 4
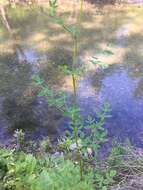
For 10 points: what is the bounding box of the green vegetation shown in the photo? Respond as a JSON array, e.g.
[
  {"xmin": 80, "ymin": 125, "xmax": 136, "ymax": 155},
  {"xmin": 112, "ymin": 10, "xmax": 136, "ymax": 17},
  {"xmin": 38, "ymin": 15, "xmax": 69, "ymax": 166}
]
[
  {"xmin": 32, "ymin": 0, "xmax": 112, "ymax": 181},
  {"xmin": 0, "ymin": 148, "xmax": 94, "ymax": 190},
  {"xmin": 1, "ymin": 136, "xmax": 143, "ymax": 190},
  {"xmin": 1, "ymin": 0, "xmax": 143, "ymax": 190}
]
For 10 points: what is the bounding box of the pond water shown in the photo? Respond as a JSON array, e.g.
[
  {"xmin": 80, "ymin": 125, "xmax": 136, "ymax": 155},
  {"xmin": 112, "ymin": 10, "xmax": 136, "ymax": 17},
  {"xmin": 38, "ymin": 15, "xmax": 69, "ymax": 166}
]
[
  {"xmin": 0, "ymin": 4, "xmax": 143, "ymax": 147},
  {"xmin": 78, "ymin": 66, "xmax": 143, "ymax": 147}
]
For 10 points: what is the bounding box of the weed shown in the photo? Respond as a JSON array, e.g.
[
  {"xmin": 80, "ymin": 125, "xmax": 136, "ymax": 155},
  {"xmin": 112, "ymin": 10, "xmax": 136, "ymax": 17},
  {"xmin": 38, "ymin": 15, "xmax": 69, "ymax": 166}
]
[{"xmin": 33, "ymin": 0, "xmax": 110, "ymax": 181}]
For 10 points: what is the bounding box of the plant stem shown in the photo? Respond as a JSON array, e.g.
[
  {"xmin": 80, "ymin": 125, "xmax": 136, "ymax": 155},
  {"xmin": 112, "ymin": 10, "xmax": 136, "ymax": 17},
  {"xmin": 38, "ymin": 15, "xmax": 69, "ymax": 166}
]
[
  {"xmin": 72, "ymin": 35, "xmax": 78, "ymax": 98},
  {"xmin": 72, "ymin": 74, "xmax": 77, "ymax": 98},
  {"xmin": 71, "ymin": 0, "xmax": 84, "ymax": 181},
  {"xmin": 74, "ymin": 126, "xmax": 83, "ymax": 180},
  {"xmin": 72, "ymin": 36, "xmax": 83, "ymax": 180},
  {"xmin": 78, "ymin": 0, "xmax": 84, "ymax": 26}
]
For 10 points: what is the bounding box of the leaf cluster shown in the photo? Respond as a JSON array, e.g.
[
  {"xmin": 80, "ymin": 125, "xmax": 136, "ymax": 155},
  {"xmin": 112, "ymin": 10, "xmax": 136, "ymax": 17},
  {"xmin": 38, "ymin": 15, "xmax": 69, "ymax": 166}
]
[{"xmin": 0, "ymin": 148, "xmax": 94, "ymax": 190}]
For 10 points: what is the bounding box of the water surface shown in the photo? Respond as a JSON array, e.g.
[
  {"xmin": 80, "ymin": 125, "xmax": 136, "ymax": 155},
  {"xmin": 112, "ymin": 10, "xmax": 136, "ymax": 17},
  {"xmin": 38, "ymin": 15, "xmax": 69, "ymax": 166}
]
[{"xmin": 0, "ymin": 4, "xmax": 143, "ymax": 147}]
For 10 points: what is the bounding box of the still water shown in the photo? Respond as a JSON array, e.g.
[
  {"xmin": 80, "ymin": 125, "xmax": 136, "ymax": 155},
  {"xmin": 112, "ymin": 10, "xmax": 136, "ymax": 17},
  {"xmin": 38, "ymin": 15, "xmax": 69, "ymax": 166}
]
[{"xmin": 0, "ymin": 4, "xmax": 143, "ymax": 147}]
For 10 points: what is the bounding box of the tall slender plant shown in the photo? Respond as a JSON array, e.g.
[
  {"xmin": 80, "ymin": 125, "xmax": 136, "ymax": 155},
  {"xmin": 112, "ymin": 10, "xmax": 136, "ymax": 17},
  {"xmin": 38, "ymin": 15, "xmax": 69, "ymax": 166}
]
[
  {"xmin": 47, "ymin": 0, "xmax": 84, "ymax": 179},
  {"xmin": 33, "ymin": 0, "xmax": 109, "ymax": 181}
]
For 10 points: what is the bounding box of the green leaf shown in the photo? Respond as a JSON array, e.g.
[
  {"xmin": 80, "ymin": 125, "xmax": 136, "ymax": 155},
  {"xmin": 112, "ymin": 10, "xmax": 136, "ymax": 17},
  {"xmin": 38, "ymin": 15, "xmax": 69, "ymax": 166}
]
[
  {"xmin": 68, "ymin": 26, "xmax": 80, "ymax": 37},
  {"xmin": 52, "ymin": 17, "xmax": 64, "ymax": 25},
  {"xmin": 109, "ymin": 170, "xmax": 117, "ymax": 177},
  {"xmin": 102, "ymin": 49, "xmax": 114, "ymax": 56},
  {"xmin": 90, "ymin": 57, "xmax": 108, "ymax": 69},
  {"xmin": 95, "ymin": 173, "xmax": 103, "ymax": 182},
  {"xmin": 102, "ymin": 186, "xmax": 107, "ymax": 190},
  {"xmin": 49, "ymin": 0, "xmax": 58, "ymax": 16},
  {"xmin": 32, "ymin": 75, "xmax": 44, "ymax": 86}
]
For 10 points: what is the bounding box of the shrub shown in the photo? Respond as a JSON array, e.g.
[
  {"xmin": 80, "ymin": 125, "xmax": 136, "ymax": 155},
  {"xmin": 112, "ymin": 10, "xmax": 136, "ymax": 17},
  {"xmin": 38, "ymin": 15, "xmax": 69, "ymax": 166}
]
[{"xmin": 0, "ymin": 148, "xmax": 94, "ymax": 190}]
